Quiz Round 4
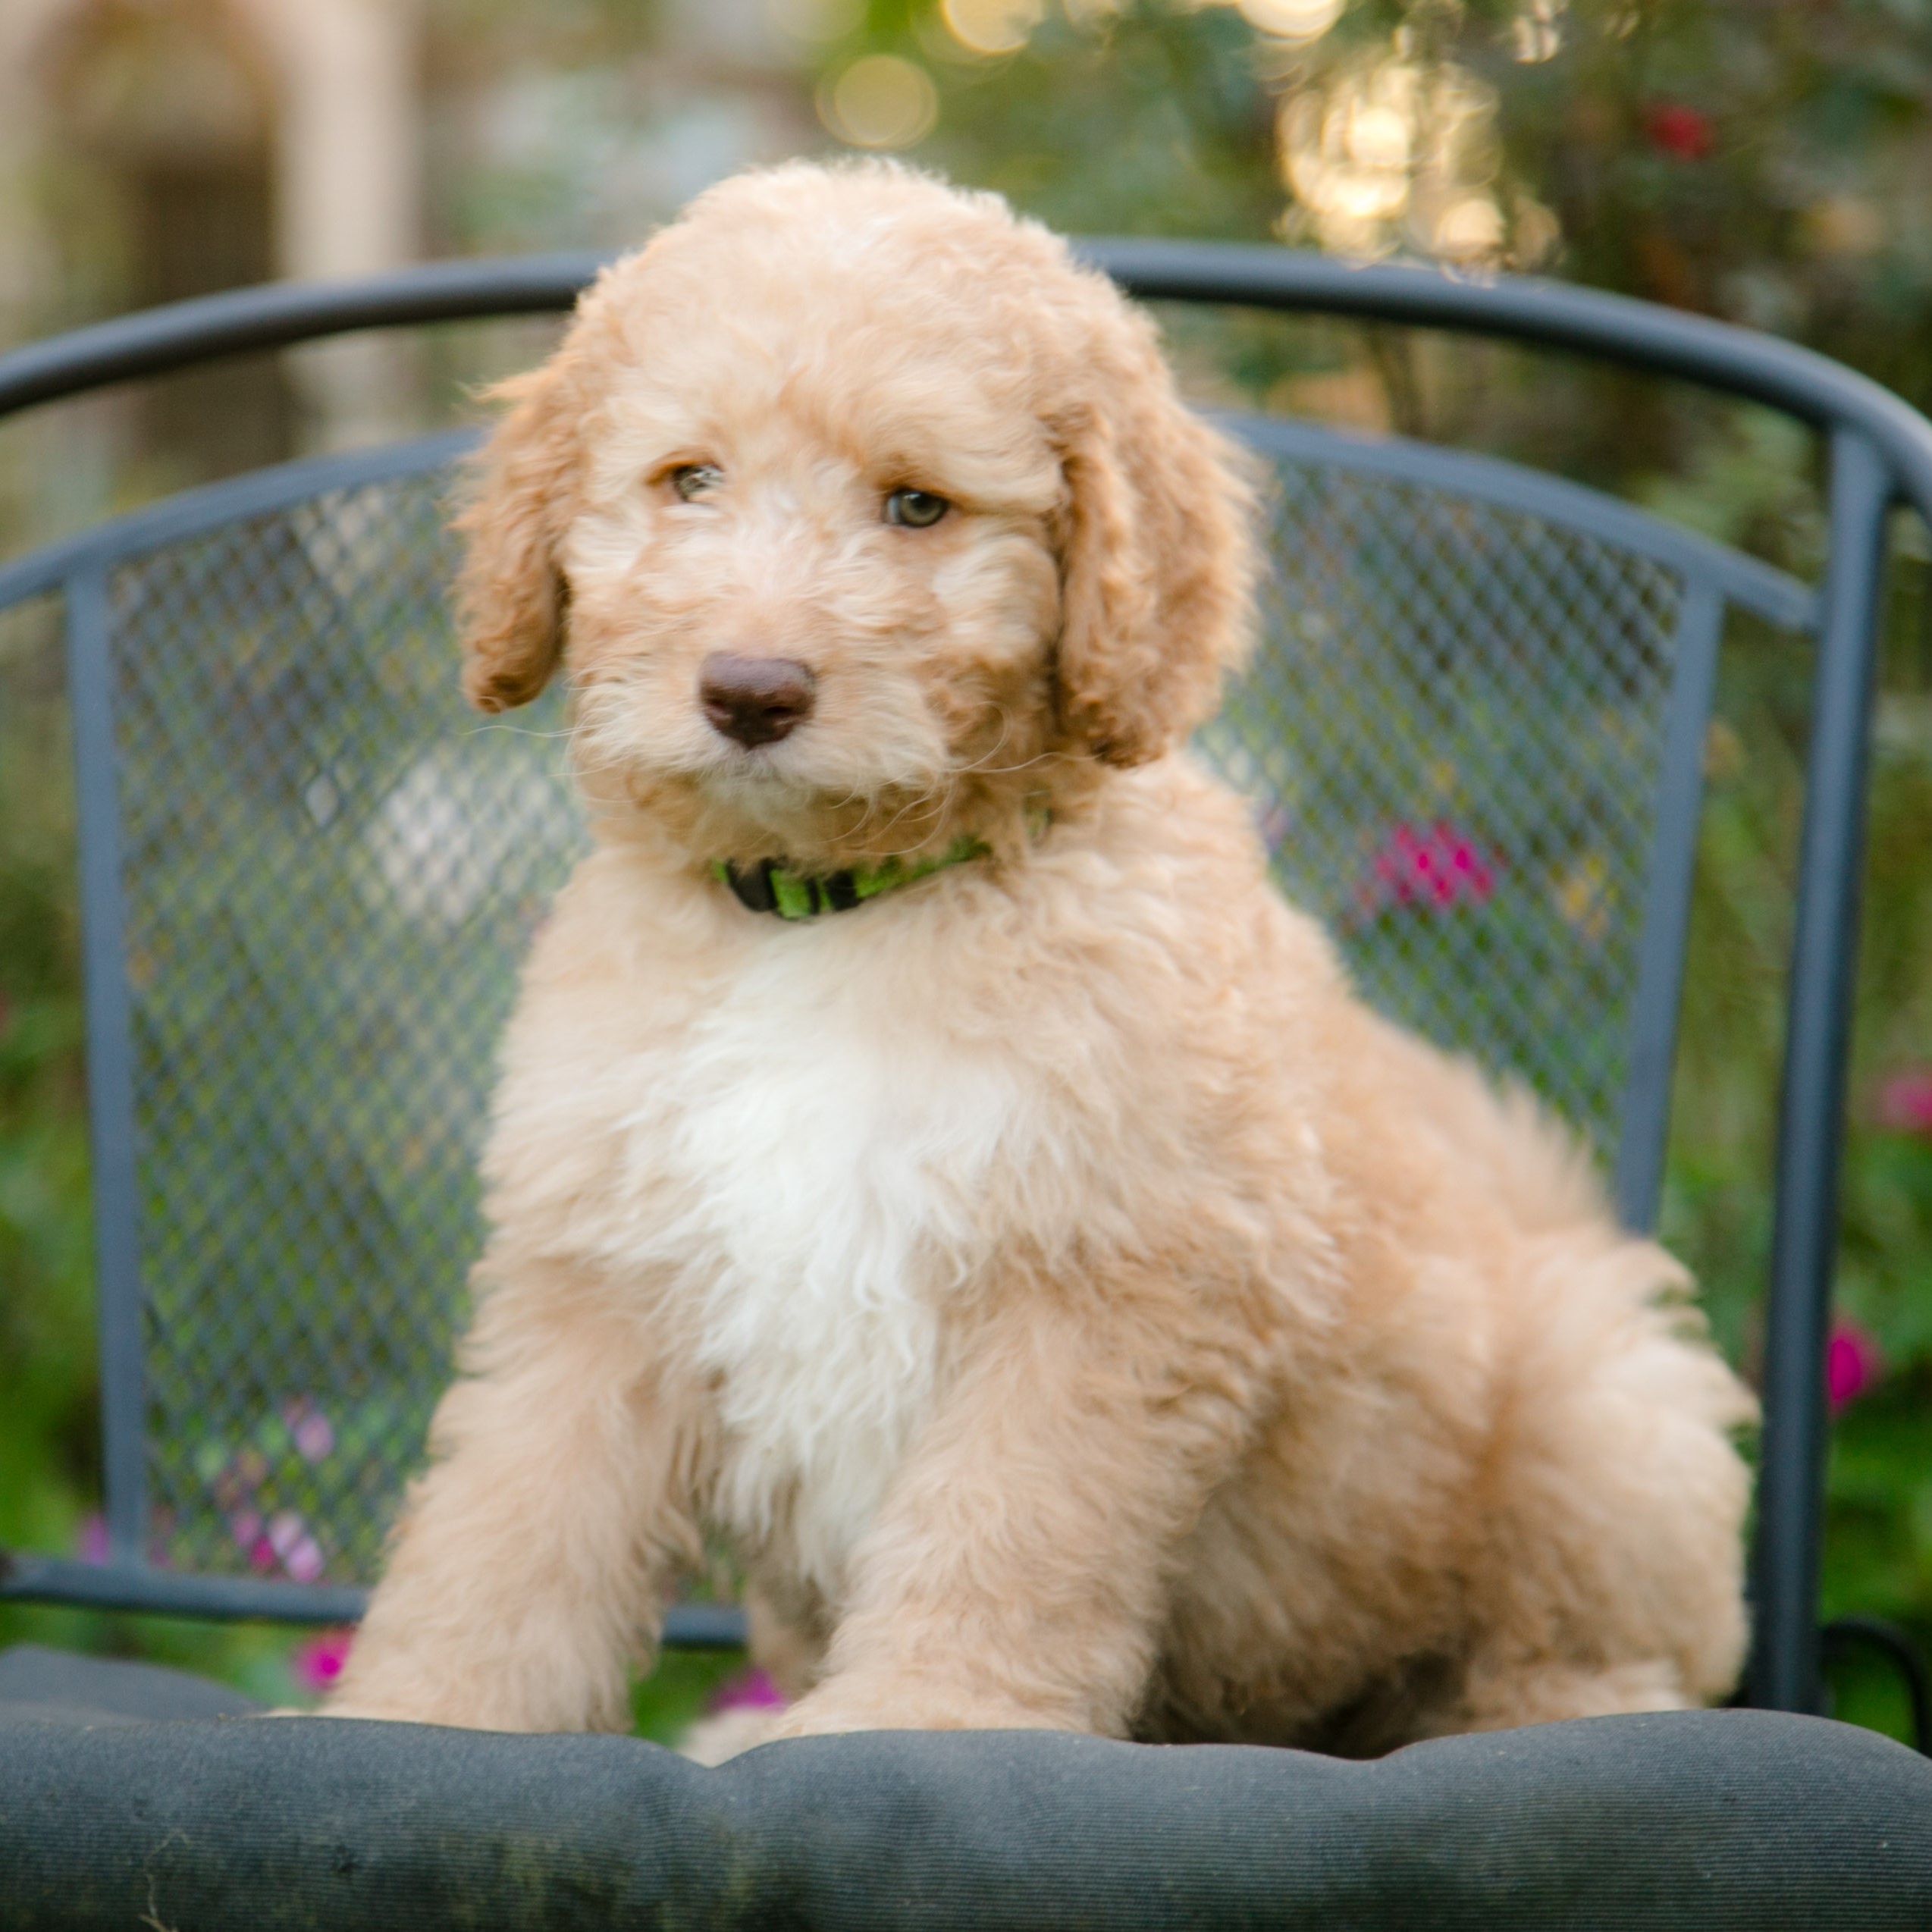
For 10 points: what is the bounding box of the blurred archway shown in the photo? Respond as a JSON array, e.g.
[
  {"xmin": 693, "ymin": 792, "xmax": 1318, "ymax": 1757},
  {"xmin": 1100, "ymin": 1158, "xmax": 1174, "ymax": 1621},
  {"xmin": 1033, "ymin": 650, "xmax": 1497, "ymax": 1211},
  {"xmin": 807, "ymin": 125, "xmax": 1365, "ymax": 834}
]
[{"xmin": 47, "ymin": 0, "xmax": 291, "ymax": 475}]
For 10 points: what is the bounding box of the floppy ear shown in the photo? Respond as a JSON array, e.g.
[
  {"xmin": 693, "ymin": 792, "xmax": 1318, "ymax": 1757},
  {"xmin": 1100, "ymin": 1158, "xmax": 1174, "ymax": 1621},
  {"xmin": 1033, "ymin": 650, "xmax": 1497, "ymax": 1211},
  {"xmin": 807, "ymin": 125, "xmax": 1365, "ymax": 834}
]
[
  {"xmin": 453, "ymin": 359, "xmax": 586, "ymax": 714},
  {"xmin": 1052, "ymin": 310, "xmax": 1259, "ymax": 767}
]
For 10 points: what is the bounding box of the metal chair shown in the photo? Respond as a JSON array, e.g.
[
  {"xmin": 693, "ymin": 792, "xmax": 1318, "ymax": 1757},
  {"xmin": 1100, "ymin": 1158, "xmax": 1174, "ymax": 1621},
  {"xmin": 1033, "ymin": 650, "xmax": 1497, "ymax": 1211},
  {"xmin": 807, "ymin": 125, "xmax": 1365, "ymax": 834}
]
[{"xmin": 2, "ymin": 243, "xmax": 1930, "ymax": 1744}]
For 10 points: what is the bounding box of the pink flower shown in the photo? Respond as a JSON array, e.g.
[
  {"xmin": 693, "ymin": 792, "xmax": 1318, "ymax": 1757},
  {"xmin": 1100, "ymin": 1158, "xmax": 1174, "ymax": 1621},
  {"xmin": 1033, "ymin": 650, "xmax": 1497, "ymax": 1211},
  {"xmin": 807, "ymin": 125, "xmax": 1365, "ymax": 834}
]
[
  {"xmin": 1876, "ymin": 1069, "xmax": 1932, "ymax": 1137},
  {"xmin": 1645, "ymin": 103, "xmax": 1714, "ymax": 162},
  {"xmin": 291, "ymin": 1627, "xmax": 355, "ymax": 1695},
  {"xmin": 708, "ymin": 1667, "xmax": 789, "ymax": 1714},
  {"xmin": 1827, "ymin": 1318, "xmax": 1882, "ymax": 1412},
  {"xmin": 268, "ymin": 1509, "xmax": 325, "ymax": 1582},
  {"xmin": 1366, "ymin": 822, "xmax": 1498, "ymax": 916},
  {"xmin": 76, "ymin": 1513, "xmax": 110, "ymax": 1565},
  {"xmin": 282, "ymin": 1396, "xmax": 336, "ymax": 1463}
]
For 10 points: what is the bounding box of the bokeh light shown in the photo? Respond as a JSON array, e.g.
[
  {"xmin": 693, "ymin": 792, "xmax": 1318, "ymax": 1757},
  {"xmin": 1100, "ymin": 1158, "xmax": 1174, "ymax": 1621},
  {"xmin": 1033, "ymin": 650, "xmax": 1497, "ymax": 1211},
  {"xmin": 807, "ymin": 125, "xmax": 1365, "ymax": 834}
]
[
  {"xmin": 941, "ymin": 0, "xmax": 1046, "ymax": 57},
  {"xmin": 1234, "ymin": 0, "xmax": 1343, "ymax": 44},
  {"xmin": 818, "ymin": 55, "xmax": 939, "ymax": 149}
]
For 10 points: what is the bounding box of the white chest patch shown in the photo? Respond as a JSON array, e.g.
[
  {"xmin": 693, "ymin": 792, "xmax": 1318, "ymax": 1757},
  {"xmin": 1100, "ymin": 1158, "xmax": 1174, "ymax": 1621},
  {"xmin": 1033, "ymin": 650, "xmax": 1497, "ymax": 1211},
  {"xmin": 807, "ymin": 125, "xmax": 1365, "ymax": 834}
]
[{"xmin": 611, "ymin": 932, "xmax": 1026, "ymax": 1595}]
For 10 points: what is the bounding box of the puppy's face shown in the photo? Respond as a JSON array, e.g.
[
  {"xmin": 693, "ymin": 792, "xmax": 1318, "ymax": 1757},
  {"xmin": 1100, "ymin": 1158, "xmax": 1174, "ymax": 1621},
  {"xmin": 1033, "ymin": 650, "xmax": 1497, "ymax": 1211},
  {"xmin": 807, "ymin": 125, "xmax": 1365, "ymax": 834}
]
[
  {"xmin": 561, "ymin": 271, "xmax": 1065, "ymax": 839},
  {"xmin": 456, "ymin": 164, "xmax": 1256, "ymax": 867}
]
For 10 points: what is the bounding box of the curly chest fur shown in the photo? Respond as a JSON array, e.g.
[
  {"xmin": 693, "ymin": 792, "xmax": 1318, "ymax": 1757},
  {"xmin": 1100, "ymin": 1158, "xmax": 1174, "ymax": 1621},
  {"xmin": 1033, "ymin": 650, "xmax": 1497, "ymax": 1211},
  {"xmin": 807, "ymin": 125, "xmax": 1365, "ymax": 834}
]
[{"xmin": 603, "ymin": 935, "xmax": 1033, "ymax": 1593}]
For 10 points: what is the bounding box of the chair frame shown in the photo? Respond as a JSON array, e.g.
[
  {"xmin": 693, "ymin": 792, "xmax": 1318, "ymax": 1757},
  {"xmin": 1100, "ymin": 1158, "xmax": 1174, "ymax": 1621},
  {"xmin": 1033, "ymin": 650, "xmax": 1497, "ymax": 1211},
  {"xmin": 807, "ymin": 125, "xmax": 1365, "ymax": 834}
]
[{"xmin": 2, "ymin": 243, "xmax": 1930, "ymax": 1719}]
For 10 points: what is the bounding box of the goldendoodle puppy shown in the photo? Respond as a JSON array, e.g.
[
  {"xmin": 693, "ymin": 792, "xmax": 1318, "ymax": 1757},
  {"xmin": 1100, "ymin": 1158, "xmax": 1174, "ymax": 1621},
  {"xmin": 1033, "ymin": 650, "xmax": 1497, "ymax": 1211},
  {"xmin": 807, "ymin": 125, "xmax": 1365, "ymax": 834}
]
[{"xmin": 322, "ymin": 160, "xmax": 1753, "ymax": 1755}]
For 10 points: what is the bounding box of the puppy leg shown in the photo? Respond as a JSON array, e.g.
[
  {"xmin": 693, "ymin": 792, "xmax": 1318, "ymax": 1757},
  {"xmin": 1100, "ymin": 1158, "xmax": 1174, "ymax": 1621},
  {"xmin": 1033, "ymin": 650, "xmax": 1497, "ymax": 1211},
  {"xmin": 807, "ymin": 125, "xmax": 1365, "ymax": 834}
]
[
  {"xmin": 1423, "ymin": 1234, "xmax": 1753, "ymax": 1742},
  {"xmin": 677, "ymin": 1705, "xmax": 786, "ymax": 1765},
  {"xmin": 767, "ymin": 1277, "xmax": 1270, "ymax": 1742},
  {"xmin": 1454, "ymin": 1657, "xmax": 1691, "ymax": 1731},
  {"xmin": 324, "ymin": 1260, "xmax": 699, "ymax": 1732},
  {"xmin": 673, "ymin": 1589, "xmax": 816, "ymax": 1764}
]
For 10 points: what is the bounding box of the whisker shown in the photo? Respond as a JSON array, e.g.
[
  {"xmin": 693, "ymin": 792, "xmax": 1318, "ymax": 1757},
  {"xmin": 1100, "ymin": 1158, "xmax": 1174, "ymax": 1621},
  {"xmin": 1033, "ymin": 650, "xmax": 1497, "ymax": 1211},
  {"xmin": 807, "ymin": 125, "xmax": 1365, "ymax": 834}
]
[{"xmin": 463, "ymin": 720, "xmax": 579, "ymax": 744}]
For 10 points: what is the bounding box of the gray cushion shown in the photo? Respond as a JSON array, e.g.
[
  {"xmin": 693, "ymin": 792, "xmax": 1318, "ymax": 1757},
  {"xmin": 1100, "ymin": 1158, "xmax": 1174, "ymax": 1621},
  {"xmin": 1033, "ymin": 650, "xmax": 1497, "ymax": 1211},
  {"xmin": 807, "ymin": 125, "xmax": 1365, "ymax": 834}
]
[
  {"xmin": 0, "ymin": 1695, "xmax": 1927, "ymax": 1929},
  {"xmin": 0, "ymin": 1643, "xmax": 264, "ymax": 1725}
]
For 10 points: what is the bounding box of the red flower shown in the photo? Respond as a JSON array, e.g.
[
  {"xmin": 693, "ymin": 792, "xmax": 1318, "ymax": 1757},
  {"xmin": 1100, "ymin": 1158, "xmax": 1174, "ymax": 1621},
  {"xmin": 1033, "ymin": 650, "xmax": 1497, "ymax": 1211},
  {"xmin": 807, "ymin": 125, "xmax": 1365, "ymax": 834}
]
[
  {"xmin": 1645, "ymin": 103, "xmax": 1714, "ymax": 162},
  {"xmin": 292, "ymin": 1628, "xmax": 355, "ymax": 1695},
  {"xmin": 1876, "ymin": 1068, "xmax": 1932, "ymax": 1137},
  {"xmin": 1366, "ymin": 822, "xmax": 1498, "ymax": 916},
  {"xmin": 1827, "ymin": 1318, "xmax": 1882, "ymax": 1412},
  {"xmin": 708, "ymin": 1667, "xmax": 789, "ymax": 1714}
]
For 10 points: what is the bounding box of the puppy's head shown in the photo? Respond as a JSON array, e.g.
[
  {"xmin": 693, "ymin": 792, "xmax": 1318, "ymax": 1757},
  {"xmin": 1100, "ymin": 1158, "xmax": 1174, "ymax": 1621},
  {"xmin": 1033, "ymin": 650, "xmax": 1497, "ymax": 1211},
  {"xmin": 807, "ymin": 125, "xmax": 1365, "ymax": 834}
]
[{"xmin": 456, "ymin": 162, "xmax": 1256, "ymax": 864}]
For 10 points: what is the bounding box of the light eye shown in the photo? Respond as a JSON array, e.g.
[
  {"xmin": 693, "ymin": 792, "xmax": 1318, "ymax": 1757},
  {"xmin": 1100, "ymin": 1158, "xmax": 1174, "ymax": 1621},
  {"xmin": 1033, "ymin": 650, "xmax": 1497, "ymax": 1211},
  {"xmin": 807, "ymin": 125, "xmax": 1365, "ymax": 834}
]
[
  {"xmin": 670, "ymin": 463, "xmax": 724, "ymax": 502},
  {"xmin": 883, "ymin": 487, "xmax": 949, "ymax": 528}
]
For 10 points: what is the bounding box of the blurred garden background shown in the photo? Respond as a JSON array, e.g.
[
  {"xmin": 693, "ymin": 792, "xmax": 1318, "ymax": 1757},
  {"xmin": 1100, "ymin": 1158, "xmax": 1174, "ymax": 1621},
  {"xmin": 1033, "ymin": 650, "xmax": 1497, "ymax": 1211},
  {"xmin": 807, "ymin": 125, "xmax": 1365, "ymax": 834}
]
[{"xmin": 2, "ymin": 0, "xmax": 1931, "ymax": 1743}]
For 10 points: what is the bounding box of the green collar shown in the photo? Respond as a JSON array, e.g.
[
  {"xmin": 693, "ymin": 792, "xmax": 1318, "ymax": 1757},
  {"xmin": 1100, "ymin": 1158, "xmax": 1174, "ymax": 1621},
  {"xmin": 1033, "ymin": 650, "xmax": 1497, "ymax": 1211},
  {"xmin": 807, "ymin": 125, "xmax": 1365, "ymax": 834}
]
[{"xmin": 713, "ymin": 833, "xmax": 990, "ymax": 921}]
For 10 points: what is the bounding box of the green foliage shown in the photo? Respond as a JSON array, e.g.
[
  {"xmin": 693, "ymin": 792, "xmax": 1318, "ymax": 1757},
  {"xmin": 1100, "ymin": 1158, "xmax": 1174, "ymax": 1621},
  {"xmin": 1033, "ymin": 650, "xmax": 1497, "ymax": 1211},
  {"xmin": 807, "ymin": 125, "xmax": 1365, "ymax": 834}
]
[
  {"xmin": 0, "ymin": 605, "xmax": 93, "ymax": 1573},
  {"xmin": 899, "ymin": 0, "xmax": 1286, "ymax": 238},
  {"xmin": 631, "ymin": 1651, "xmax": 756, "ymax": 1746}
]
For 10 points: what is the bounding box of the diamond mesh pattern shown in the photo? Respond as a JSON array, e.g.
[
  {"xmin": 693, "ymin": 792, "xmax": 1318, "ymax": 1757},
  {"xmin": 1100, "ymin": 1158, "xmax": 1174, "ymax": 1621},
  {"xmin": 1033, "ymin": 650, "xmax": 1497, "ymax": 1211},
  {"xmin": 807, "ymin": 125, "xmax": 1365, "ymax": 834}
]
[
  {"xmin": 89, "ymin": 437, "xmax": 1695, "ymax": 1589},
  {"xmin": 1196, "ymin": 448, "xmax": 1686, "ymax": 1152},
  {"xmin": 105, "ymin": 467, "xmax": 585, "ymax": 1584}
]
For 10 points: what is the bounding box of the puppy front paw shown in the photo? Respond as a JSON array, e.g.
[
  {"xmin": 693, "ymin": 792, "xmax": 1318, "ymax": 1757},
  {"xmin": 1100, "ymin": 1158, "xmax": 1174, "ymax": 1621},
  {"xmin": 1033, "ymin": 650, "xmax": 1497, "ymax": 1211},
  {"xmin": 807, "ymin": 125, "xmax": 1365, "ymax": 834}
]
[
  {"xmin": 256, "ymin": 1701, "xmax": 412, "ymax": 1722},
  {"xmin": 677, "ymin": 1705, "xmax": 786, "ymax": 1764},
  {"xmin": 764, "ymin": 1677, "xmax": 1067, "ymax": 1742},
  {"xmin": 260, "ymin": 1700, "xmax": 408, "ymax": 1721}
]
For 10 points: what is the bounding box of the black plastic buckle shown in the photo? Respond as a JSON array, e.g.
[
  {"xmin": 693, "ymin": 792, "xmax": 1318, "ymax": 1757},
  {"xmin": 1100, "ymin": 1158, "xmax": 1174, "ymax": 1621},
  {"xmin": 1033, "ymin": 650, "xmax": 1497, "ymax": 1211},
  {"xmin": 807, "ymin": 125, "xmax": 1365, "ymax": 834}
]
[{"xmin": 723, "ymin": 860, "xmax": 778, "ymax": 914}]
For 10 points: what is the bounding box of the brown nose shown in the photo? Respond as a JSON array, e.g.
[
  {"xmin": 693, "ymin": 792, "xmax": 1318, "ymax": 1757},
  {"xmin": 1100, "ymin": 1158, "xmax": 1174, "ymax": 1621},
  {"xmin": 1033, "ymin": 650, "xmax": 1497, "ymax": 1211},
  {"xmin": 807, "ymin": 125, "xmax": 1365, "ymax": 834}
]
[{"xmin": 698, "ymin": 653, "xmax": 817, "ymax": 748}]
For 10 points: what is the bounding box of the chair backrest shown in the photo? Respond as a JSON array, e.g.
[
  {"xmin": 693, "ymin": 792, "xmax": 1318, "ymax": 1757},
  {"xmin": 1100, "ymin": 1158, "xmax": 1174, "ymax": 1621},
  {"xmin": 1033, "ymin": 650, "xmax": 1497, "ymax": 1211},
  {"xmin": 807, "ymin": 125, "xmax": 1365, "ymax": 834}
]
[
  {"xmin": 0, "ymin": 246, "xmax": 1926, "ymax": 1702},
  {"xmin": 0, "ymin": 435, "xmax": 582, "ymax": 1610},
  {"xmin": 1209, "ymin": 414, "xmax": 1810, "ymax": 1220}
]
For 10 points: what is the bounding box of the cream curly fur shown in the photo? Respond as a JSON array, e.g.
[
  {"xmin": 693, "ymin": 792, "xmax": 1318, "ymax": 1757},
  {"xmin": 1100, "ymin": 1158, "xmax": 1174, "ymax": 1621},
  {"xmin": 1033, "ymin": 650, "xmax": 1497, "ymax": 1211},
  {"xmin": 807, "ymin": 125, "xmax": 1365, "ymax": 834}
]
[{"xmin": 324, "ymin": 161, "xmax": 1754, "ymax": 1753}]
